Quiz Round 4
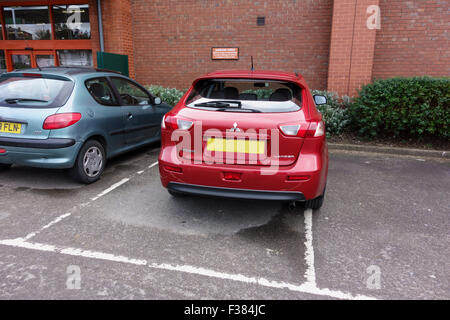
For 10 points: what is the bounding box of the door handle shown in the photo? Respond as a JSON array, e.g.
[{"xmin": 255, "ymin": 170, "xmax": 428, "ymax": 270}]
[{"xmin": 127, "ymin": 112, "xmax": 133, "ymax": 120}]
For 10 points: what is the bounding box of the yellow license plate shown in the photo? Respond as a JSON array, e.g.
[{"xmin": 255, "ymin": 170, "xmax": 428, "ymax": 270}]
[
  {"xmin": 207, "ymin": 138, "xmax": 265, "ymax": 154},
  {"xmin": 0, "ymin": 122, "xmax": 22, "ymax": 134}
]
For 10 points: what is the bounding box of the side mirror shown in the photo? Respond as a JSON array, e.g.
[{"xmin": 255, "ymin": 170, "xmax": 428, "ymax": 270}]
[
  {"xmin": 154, "ymin": 97, "xmax": 162, "ymax": 105},
  {"xmin": 313, "ymin": 95, "xmax": 327, "ymax": 105}
]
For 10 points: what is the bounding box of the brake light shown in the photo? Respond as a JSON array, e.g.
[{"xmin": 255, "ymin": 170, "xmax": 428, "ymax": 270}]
[
  {"xmin": 162, "ymin": 115, "xmax": 193, "ymax": 131},
  {"xmin": 43, "ymin": 113, "xmax": 82, "ymax": 130},
  {"xmin": 279, "ymin": 121, "xmax": 325, "ymax": 137},
  {"xmin": 22, "ymin": 73, "xmax": 42, "ymax": 78},
  {"xmin": 0, "ymin": 148, "xmax": 6, "ymax": 154},
  {"xmin": 279, "ymin": 124, "xmax": 301, "ymax": 136},
  {"xmin": 306, "ymin": 121, "xmax": 325, "ymax": 137}
]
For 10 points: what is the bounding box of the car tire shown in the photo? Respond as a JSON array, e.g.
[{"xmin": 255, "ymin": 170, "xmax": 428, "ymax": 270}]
[
  {"xmin": 0, "ymin": 164, "xmax": 12, "ymax": 172},
  {"xmin": 305, "ymin": 185, "xmax": 326, "ymax": 210},
  {"xmin": 70, "ymin": 140, "xmax": 106, "ymax": 184}
]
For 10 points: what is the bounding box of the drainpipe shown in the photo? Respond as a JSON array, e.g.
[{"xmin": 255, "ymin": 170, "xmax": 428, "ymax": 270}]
[{"xmin": 97, "ymin": 0, "xmax": 104, "ymax": 52}]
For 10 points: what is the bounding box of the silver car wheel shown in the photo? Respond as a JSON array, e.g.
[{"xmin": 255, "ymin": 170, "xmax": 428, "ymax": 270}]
[{"xmin": 83, "ymin": 146, "xmax": 103, "ymax": 178}]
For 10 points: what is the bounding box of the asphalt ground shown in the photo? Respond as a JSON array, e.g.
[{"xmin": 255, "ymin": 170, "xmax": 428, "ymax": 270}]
[{"xmin": 0, "ymin": 144, "xmax": 449, "ymax": 300}]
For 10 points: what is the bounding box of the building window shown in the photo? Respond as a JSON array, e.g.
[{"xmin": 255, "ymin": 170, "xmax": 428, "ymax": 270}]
[
  {"xmin": 57, "ymin": 50, "xmax": 93, "ymax": 67},
  {"xmin": 4, "ymin": 6, "xmax": 51, "ymax": 40},
  {"xmin": 53, "ymin": 4, "xmax": 91, "ymax": 40},
  {"xmin": 36, "ymin": 54, "xmax": 55, "ymax": 68},
  {"xmin": 0, "ymin": 51, "xmax": 6, "ymax": 74}
]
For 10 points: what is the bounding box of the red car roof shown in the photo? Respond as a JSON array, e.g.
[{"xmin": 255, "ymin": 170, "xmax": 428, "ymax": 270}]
[{"xmin": 194, "ymin": 70, "xmax": 307, "ymax": 87}]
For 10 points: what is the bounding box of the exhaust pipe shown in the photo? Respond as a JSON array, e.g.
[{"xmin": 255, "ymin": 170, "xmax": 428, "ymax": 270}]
[{"xmin": 288, "ymin": 201, "xmax": 297, "ymax": 212}]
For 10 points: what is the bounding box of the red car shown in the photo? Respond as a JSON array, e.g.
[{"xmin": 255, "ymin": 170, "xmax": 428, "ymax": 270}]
[{"xmin": 159, "ymin": 70, "xmax": 328, "ymax": 209}]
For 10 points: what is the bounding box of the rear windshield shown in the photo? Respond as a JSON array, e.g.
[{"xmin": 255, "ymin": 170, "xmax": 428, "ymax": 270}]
[
  {"xmin": 186, "ymin": 79, "xmax": 302, "ymax": 113},
  {"xmin": 0, "ymin": 75, "xmax": 74, "ymax": 108}
]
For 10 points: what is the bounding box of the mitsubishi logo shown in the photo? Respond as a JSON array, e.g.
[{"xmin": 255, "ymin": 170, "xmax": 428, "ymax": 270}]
[{"xmin": 228, "ymin": 122, "xmax": 241, "ymax": 132}]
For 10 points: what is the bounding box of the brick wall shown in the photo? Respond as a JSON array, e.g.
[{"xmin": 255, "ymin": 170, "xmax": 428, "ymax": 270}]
[
  {"xmin": 373, "ymin": 0, "xmax": 450, "ymax": 79},
  {"xmin": 131, "ymin": 0, "xmax": 333, "ymax": 89},
  {"xmin": 100, "ymin": 0, "xmax": 135, "ymax": 78},
  {"xmin": 327, "ymin": 0, "xmax": 379, "ymax": 97}
]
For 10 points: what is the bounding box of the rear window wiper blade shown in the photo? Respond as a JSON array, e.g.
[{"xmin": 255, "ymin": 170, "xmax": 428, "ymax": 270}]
[
  {"xmin": 217, "ymin": 107, "xmax": 261, "ymax": 113},
  {"xmin": 5, "ymin": 98, "xmax": 49, "ymax": 104},
  {"xmin": 194, "ymin": 100, "xmax": 242, "ymax": 108}
]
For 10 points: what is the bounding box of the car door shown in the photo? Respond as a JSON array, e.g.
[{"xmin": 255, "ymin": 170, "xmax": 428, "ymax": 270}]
[
  {"xmin": 109, "ymin": 77, "xmax": 160, "ymax": 145},
  {"xmin": 85, "ymin": 77, "xmax": 125, "ymax": 152}
]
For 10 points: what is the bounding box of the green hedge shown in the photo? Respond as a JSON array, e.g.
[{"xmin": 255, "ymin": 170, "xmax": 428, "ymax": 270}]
[
  {"xmin": 146, "ymin": 85, "xmax": 186, "ymax": 107},
  {"xmin": 311, "ymin": 90, "xmax": 351, "ymax": 135},
  {"xmin": 146, "ymin": 77, "xmax": 449, "ymax": 141},
  {"xmin": 349, "ymin": 77, "xmax": 450, "ymax": 139}
]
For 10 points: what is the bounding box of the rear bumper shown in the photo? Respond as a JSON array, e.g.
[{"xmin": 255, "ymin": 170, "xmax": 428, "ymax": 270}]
[
  {"xmin": 0, "ymin": 137, "xmax": 76, "ymax": 149},
  {"xmin": 159, "ymin": 138, "xmax": 328, "ymax": 200},
  {"xmin": 168, "ymin": 182, "xmax": 305, "ymax": 201},
  {"xmin": 0, "ymin": 139, "xmax": 82, "ymax": 169}
]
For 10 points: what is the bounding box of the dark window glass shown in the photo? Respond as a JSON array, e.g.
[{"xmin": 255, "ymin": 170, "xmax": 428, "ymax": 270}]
[
  {"xmin": 86, "ymin": 78, "xmax": 118, "ymax": 106},
  {"xmin": 57, "ymin": 50, "xmax": 93, "ymax": 66},
  {"xmin": 0, "ymin": 75, "xmax": 74, "ymax": 108},
  {"xmin": 53, "ymin": 4, "xmax": 91, "ymax": 40},
  {"xmin": 11, "ymin": 54, "xmax": 32, "ymax": 70},
  {"xmin": 4, "ymin": 6, "xmax": 51, "ymax": 40},
  {"xmin": 0, "ymin": 51, "xmax": 6, "ymax": 74},
  {"xmin": 111, "ymin": 77, "xmax": 151, "ymax": 106}
]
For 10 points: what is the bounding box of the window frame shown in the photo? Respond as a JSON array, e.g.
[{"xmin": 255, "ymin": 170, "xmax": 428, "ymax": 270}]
[
  {"xmin": 109, "ymin": 76, "xmax": 156, "ymax": 107},
  {"xmin": 85, "ymin": 76, "xmax": 120, "ymax": 107}
]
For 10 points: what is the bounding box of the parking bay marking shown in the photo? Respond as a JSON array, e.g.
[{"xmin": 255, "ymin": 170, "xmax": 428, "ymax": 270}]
[
  {"xmin": 20, "ymin": 161, "xmax": 159, "ymax": 242},
  {"xmin": 0, "ymin": 237, "xmax": 376, "ymax": 300},
  {"xmin": 0, "ymin": 159, "xmax": 376, "ymax": 299}
]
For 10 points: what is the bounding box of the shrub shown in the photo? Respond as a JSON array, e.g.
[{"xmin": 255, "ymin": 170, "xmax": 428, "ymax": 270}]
[
  {"xmin": 348, "ymin": 77, "xmax": 450, "ymax": 139},
  {"xmin": 242, "ymin": 89, "xmax": 273, "ymax": 100},
  {"xmin": 146, "ymin": 85, "xmax": 186, "ymax": 107},
  {"xmin": 311, "ymin": 90, "xmax": 351, "ymax": 135}
]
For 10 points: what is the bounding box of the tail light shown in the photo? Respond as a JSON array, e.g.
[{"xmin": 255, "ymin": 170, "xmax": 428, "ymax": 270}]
[
  {"xmin": 162, "ymin": 115, "xmax": 193, "ymax": 131},
  {"xmin": 43, "ymin": 113, "xmax": 82, "ymax": 130},
  {"xmin": 0, "ymin": 148, "xmax": 6, "ymax": 154},
  {"xmin": 279, "ymin": 121, "xmax": 325, "ymax": 138}
]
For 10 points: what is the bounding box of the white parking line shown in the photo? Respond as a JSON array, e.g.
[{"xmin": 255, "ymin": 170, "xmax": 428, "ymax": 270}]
[
  {"xmin": 0, "ymin": 237, "xmax": 376, "ymax": 300},
  {"xmin": 23, "ymin": 212, "xmax": 72, "ymax": 241},
  {"xmin": 91, "ymin": 177, "xmax": 130, "ymax": 201},
  {"xmin": 148, "ymin": 161, "xmax": 159, "ymax": 169},
  {"xmin": 303, "ymin": 209, "xmax": 316, "ymax": 285},
  {"xmin": 22, "ymin": 160, "xmax": 159, "ymax": 241},
  {"xmin": 1, "ymin": 158, "xmax": 376, "ymax": 299}
]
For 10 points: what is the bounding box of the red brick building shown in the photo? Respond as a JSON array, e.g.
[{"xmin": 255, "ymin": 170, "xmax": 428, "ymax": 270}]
[{"xmin": 0, "ymin": 0, "xmax": 448, "ymax": 96}]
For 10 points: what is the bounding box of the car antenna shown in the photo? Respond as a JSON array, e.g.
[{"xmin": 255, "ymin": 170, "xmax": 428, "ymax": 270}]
[{"xmin": 251, "ymin": 56, "xmax": 254, "ymax": 71}]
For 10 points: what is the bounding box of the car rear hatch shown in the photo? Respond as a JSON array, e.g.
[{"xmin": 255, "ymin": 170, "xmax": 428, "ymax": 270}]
[
  {"xmin": 0, "ymin": 72, "xmax": 74, "ymax": 141},
  {"xmin": 175, "ymin": 107, "xmax": 307, "ymax": 166}
]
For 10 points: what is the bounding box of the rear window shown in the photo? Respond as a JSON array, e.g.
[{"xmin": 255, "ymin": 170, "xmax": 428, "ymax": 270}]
[
  {"xmin": 0, "ymin": 75, "xmax": 74, "ymax": 108},
  {"xmin": 186, "ymin": 79, "xmax": 302, "ymax": 113}
]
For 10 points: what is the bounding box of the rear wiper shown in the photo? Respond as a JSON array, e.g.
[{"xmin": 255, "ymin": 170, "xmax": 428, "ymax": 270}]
[
  {"xmin": 5, "ymin": 98, "xmax": 49, "ymax": 104},
  {"xmin": 194, "ymin": 100, "xmax": 242, "ymax": 108},
  {"xmin": 217, "ymin": 107, "xmax": 261, "ymax": 113}
]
